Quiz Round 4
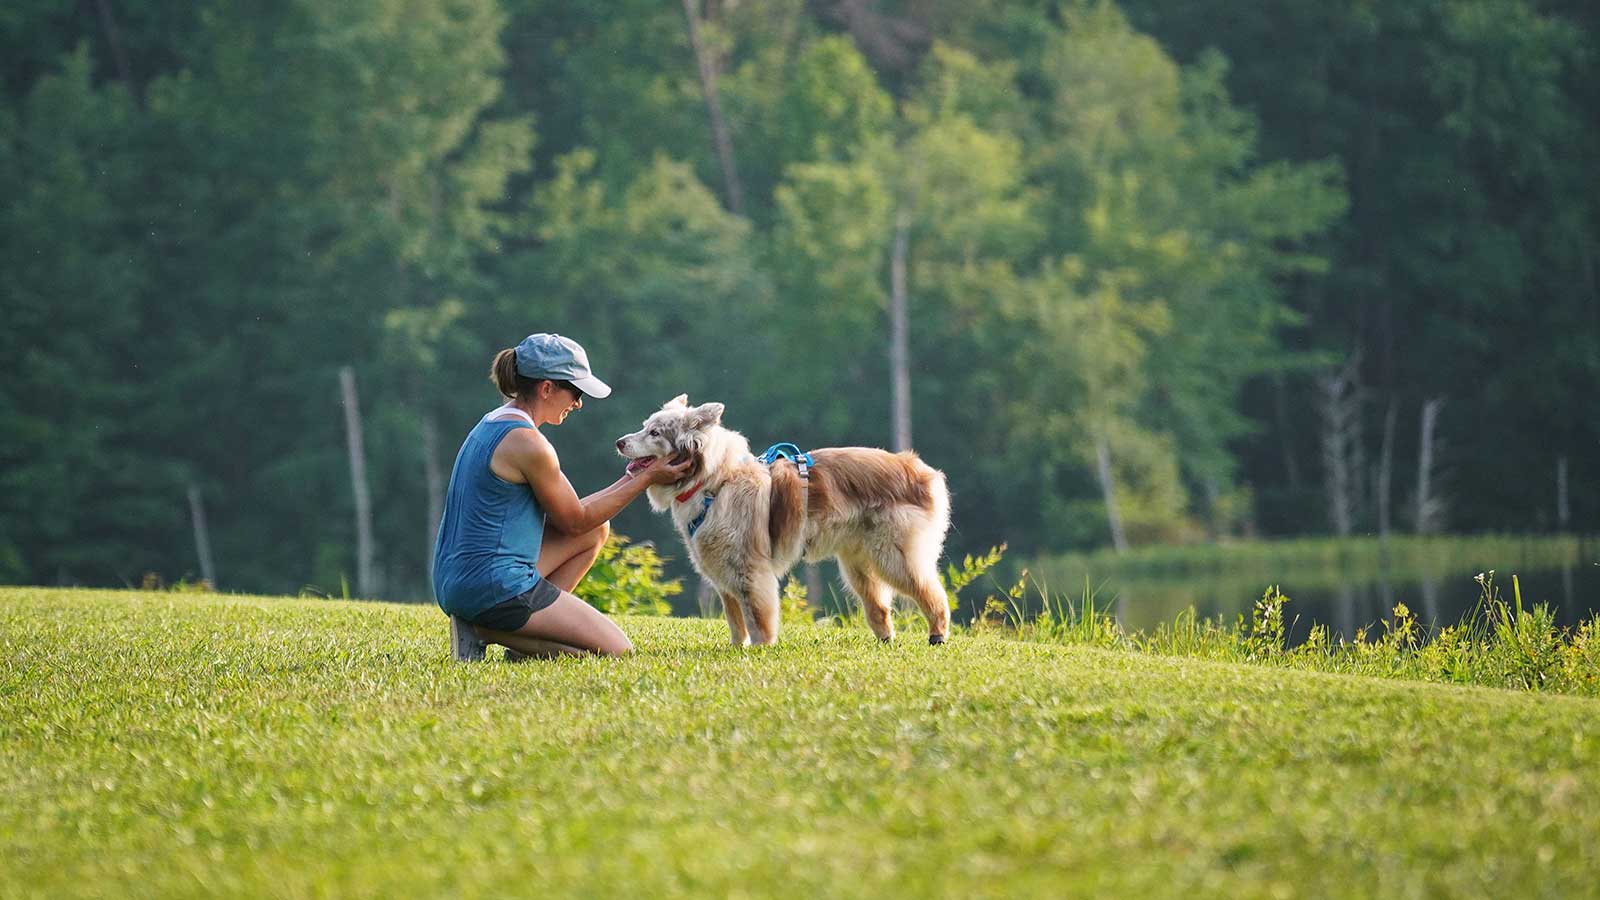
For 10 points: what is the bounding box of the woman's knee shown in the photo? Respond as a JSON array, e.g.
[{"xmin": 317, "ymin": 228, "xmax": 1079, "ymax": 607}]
[
  {"xmin": 589, "ymin": 520, "xmax": 610, "ymax": 550},
  {"xmin": 598, "ymin": 632, "xmax": 634, "ymax": 657}
]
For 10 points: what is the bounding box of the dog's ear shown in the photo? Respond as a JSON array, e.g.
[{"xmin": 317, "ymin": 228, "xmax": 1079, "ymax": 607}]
[
  {"xmin": 686, "ymin": 402, "xmax": 724, "ymax": 430},
  {"xmin": 663, "ymin": 394, "xmax": 689, "ymax": 410}
]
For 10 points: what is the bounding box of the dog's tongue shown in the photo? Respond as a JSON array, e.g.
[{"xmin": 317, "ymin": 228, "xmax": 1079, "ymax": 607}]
[{"xmin": 626, "ymin": 456, "xmax": 655, "ymax": 476}]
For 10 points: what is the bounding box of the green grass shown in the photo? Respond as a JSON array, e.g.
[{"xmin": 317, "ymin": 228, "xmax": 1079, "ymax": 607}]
[{"xmin": 5, "ymin": 588, "xmax": 1600, "ymax": 898}]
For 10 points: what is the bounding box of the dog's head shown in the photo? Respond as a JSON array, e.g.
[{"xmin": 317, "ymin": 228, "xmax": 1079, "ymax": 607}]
[{"xmin": 615, "ymin": 394, "xmax": 725, "ymax": 477}]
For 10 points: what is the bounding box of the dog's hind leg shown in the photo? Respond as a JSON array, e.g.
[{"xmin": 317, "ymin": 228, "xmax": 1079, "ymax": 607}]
[
  {"xmin": 875, "ymin": 546, "xmax": 951, "ymax": 645},
  {"xmin": 839, "ymin": 554, "xmax": 895, "ymax": 642},
  {"xmin": 719, "ymin": 590, "xmax": 751, "ymax": 646}
]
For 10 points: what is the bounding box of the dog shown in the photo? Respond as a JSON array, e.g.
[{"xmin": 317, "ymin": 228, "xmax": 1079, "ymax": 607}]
[{"xmin": 616, "ymin": 395, "xmax": 951, "ymax": 646}]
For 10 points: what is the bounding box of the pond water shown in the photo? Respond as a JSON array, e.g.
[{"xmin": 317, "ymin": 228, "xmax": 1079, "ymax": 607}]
[{"xmin": 1097, "ymin": 563, "xmax": 1600, "ymax": 645}]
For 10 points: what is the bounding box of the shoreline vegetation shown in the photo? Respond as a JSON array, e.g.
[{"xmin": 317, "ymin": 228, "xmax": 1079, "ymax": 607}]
[
  {"xmin": 879, "ymin": 536, "xmax": 1600, "ymax": 699},
  {"xmin": 1031, "ymin": 532, "xmax": 1597, "ymax": 583}
]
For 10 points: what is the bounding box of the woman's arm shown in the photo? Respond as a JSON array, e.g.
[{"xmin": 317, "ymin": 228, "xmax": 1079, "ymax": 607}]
[{"xmin": 497, "ymin": 428, "xmax": 689, "ymax": 534}]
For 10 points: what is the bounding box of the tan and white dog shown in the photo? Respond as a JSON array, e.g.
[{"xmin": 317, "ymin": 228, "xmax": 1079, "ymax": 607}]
[{"xmin": 616, "ymin": 395, "xmax": 951, "ymax": 646}]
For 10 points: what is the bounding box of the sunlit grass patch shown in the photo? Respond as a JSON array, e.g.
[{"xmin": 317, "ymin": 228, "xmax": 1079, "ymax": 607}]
[{"xmin": 3, "ymin": 587, "xmax": 1598, "ymax": 898}]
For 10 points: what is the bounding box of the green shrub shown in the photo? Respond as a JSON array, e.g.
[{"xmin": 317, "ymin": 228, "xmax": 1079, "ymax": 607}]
[{"xmin": 581, "ymin": 534, "xmax": 682, "ymax": 616}]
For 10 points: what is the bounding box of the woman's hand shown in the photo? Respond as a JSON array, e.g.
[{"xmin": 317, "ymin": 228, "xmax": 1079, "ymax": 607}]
[{"xmin": 641, "ymin": 454, "xmax": 695, "ymax": 485}]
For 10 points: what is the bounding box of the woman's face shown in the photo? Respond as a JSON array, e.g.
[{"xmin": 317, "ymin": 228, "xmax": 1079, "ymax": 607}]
[{"xmin": 544, "ymin": 382, "xmax": 583, "ymax": 424}]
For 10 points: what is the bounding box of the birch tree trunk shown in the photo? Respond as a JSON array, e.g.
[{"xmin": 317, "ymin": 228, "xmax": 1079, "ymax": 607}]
[
  {"xmin": 1273, "ymin": 373, "xmax": 1302, "ymax": 491},
  {"xmin": 340, "ymin": 365, "xmax": 375, "ymax": 598},
  {"xmin": 186, "ymin": 484, "xmax": 216, "ymax": 588},
  {"xmin": 1413, "ymin": 396, "xmax": 1445, "ymax": 535},
  {"xmin": 1556, "ymin": 456, "xmax": 1570, "ymax": 531},
  {"xmin": 1317, "ymin": 360, "xmax": 1360, "ymax": 537},
  {"xmin": 682, "ymin": 0, "xmax": 743, "ymax": 216},
  {"xmin": 93, "ymin": 0, "xmax": 139, "ymax": 107},
  {"xmin": 696, "ymin": 578, "xmax": 720, "ymax": 619},
  {"xmin": 1095, "ymin": 434, "xmax": 1129, "ymax": 555},
  {"xmin": 889, "ymin": 207, "xmax": 912, "ymax": 452},
  {"xmin": 1377, "ymin": 399, "xmax": 1398, "ymax": 540},
  {"xmin": 804, "ymin": 562, "xmax": 824, "ymax": 616}
]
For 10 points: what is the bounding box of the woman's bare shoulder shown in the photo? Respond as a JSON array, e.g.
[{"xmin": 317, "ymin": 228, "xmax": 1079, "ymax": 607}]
[
  {"xmin": 490, "ymin": 425, "xmax": 557, "ymax": 483},
  {"xmin": 499, "ymin": 425, "xmax": 554, "ymax": 459}
]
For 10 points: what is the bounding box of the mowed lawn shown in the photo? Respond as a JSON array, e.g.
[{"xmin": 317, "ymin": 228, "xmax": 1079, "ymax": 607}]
[{"xmin": 3, "ymin": 589, "xmax": 1598, "ymax": 898}]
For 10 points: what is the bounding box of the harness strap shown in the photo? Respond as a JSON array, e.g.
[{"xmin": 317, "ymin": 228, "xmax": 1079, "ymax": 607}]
[
  {"xmin": 683, "ymin": 443, "xmax": 815, "ymax": 542},
  {"xmin": 687, "ymin": 490, "xmax": 716, "ymax": 538},
  {"xmin": 757, "ymin": 442, "xmax": 812, "ymax": 546}
]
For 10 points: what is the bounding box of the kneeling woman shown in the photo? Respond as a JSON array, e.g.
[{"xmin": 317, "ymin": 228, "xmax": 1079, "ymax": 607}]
[{"xmin": 432, "ymin": 333, "xmax": 690, "ymax": 659}]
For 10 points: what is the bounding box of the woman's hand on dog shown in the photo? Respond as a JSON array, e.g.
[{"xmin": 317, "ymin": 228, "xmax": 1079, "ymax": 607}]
[{"xmin": 639, "ymin": 453, "xmax": 695, "ymax": 485}]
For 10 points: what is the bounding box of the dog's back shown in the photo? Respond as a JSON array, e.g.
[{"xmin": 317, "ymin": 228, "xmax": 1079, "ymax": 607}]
[{"xmin": 768, "ymin": 447, "xmax": 948, "ymax": 567}]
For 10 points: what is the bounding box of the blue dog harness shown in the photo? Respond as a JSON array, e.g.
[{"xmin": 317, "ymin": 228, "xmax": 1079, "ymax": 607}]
[
  {"xmin": 686, "ymin": 488, "xmax": 716, "ymax": 538},
  {"xmin": 684, "ymin": 443, "xmax": 814, "ymax": 539}
]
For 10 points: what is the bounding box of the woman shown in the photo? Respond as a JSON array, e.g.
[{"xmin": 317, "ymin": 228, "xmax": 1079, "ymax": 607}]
[{"xmin": 431, "ymin": 333, "xmax": 691, "ymax": 659}]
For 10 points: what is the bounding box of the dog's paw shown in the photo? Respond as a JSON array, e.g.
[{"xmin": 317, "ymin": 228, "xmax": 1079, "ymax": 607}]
[{"xmin": 928, "ymin": 633, "xmax": 947, "ymax": 646}]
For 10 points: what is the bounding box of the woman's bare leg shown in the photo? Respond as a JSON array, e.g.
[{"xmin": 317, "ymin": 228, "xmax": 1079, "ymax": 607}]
[
  {"xmin": 537, "ymin": 522, "xmax": 609, "ymax": 592},
  {"xmin": 474, "ymin": 589, "xmax": 633, "ymax": 658},
  {"xmin": 472, "ymin": 522, "xmax": 625, "ymax": 659}
]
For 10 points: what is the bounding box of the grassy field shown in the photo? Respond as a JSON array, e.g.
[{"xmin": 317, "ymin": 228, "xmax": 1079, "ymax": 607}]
[{"xmin": 4, "ymin": 588, "xmax": 1599, "ymax": 898}]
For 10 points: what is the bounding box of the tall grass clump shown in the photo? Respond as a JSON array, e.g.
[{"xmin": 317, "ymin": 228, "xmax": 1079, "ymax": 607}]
[{"xmin": 972, "ymin": 547, "xmax": 1600, "ymax": 697}]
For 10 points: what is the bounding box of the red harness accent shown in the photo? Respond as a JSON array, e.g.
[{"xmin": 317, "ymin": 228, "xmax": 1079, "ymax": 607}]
[{"xmin": 674, "ymin": 480, "xmax": 707, "ymax": 504}]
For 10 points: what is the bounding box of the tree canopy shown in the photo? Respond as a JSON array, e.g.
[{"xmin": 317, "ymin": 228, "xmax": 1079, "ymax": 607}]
[{"xmin": 1, "ymin": 0, "xmax": 1594, "ymax": 598}]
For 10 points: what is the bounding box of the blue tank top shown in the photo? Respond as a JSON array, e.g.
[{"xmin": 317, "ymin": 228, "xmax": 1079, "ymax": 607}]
[{"xmin": 431, "ymin": 411, "xmax": 547, "ymax": 618}]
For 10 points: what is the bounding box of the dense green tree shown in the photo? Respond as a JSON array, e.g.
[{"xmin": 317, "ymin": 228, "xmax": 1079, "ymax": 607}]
[
  {"xmin": 1, "ymin": 0, "xmax": 1594, "ymax": 600},
  {"xmin": 1117, "ymin": 0, "xmax": 1600, "ymax": 532},
  {"xmin": 0, "ymin": 48, "xmax": 177, "ymax": 585}
]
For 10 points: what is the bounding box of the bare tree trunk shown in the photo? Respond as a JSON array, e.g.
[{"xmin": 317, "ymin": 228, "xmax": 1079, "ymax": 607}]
[
  {"xmin": 340, "ymin": 366, "xmax": 376, "ymax": 598},
  {"xmin": 1556, "ymin": 456, "xmax": 1570, "ymax": 532},
  {"xmin": 1414, "ymin": 396, "xmax": 1445, "ymax": 535},
  {"xmin": 93, "ymin": 0, "xmax": 140, "ymax": 107},
  {"xmin": 682, "ymin": 0, "xmax": 743, "ymax": 216},
  {"xmin": 1317, "ymin": 359, "xmax": 1360, "ymax": 537},
  {"xmin": 696, "ymin": 578, "xmax": 720, "ymax": 619},
  {"xmin": 1094, "ymin": 434, "xmax": 1129, "ymax": 554},
  {"xmin": 1351, "ymin": 390, "xmax": 1367, "ymax": 528},
  {"xmin": 1336, "ymin": 582, "xmax": 1356, "ymax": 642},
  {"xmin": 1377, "ymin": 398, "xmax": 1398, "ymax": 540},
  {"xmin": 1273, "ymin": 373, "xmax": 1302, "ymax": 491},
  {"xmin": 186, "ymin": 484, "xmax": 216, "ymax": 588},
  {"xmin": 422, "ymin": 413, "xmax": 445, "ymax": 584},
  {"xmin": 889, "ymin": 207, "xmax": 912, "ymax": 452},
  {"xmin": 1202, "ymin": 478, "xmax": 1220, "ymax": 540}
]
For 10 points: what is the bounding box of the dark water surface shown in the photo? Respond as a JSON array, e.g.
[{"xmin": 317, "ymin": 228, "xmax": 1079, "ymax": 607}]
[{"xmin": 1104, "ymin": 564, "xmax": 1600, "ymax": 644}]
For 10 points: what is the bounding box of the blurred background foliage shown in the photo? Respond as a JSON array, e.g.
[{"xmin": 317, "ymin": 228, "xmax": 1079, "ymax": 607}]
[{"xmin": 1, "ymin": 0, "xmax": 1595, "ymax": 600}]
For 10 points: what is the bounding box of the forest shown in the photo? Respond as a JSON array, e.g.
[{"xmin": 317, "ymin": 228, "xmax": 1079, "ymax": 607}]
[{"xmin": 2, "ymin": 0, "xmax": 1596, "ymax": 601}]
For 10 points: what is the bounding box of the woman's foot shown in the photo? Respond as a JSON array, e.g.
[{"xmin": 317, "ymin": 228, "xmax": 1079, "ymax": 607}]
[{"xmin": 450, "ymin": 615, "xmax": 487, "ymax": 661}]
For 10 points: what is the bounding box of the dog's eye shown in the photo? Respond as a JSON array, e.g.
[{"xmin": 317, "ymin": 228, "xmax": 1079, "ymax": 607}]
[{"xmin": 648, "ymin": 428, "xmax": 660, "ymax": 437}]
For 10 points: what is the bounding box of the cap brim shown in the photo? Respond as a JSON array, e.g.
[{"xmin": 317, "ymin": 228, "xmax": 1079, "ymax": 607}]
[{"xmin": 570, "ymin": 374, "xmax": 611, "ymax": 399}]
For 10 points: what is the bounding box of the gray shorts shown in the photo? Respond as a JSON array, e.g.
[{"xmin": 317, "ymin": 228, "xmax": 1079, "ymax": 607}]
[{"xmin": 466, "ymin": 579, "xmax": 561, "ymax": 632}]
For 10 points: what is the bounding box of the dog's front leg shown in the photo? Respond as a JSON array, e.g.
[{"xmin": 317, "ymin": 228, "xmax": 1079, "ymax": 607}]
[{"xmin": 718, "ymin": 590, "xmax": 751, "ymax": 646}]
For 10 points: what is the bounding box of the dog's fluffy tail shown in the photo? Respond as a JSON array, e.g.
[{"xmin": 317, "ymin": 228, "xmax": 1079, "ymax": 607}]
[{"xmin": 914, "ymin": 462, "xmax": 951, "ymax": 572}]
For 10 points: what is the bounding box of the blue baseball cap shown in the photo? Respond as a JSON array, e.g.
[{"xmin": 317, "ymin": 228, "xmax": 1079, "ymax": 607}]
[{"xmin": 513, "ymin": 333, "xmax": 611, "ymax": 399}]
